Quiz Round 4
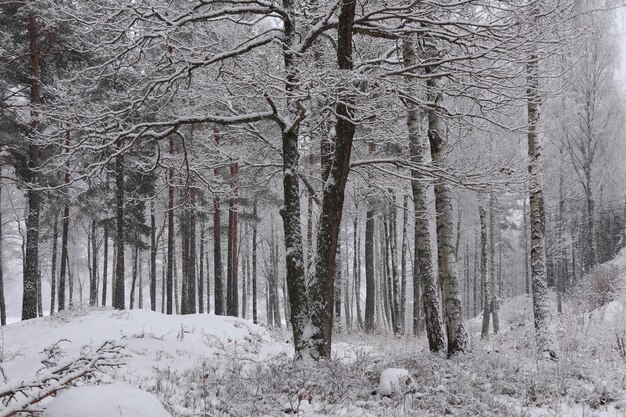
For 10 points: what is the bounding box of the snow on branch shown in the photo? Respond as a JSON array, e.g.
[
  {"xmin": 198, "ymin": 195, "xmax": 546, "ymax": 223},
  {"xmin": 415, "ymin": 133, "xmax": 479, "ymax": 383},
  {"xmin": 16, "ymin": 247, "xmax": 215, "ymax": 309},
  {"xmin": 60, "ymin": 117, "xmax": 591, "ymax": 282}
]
[{"xmin": 0, "ymin": 340, "xmax": 126, "ymax": 417}]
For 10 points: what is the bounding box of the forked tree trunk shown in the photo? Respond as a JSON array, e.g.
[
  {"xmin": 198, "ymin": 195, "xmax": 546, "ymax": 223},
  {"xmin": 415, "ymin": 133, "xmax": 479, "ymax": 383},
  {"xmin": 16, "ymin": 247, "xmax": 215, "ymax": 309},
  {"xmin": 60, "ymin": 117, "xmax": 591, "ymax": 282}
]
[
  {"xmin": 426, "ymin": 45, "xmax": 467, "ymax": 355},
  {"xmin": 404, "ymin": 37, "xmax": 446, "ymax": 351}
]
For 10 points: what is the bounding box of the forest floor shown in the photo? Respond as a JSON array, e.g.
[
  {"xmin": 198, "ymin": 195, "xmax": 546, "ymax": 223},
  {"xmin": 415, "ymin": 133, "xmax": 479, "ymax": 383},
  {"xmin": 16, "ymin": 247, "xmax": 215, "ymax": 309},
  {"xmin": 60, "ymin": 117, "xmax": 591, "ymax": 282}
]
[{"xmin": 2, "ymin": 256, "xmax": 626, "ymax": 416}]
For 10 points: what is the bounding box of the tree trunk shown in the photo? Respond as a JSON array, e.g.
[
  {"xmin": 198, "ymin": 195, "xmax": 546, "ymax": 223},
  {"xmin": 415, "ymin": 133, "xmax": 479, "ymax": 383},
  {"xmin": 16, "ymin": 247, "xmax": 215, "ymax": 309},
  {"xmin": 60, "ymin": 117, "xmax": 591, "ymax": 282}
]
[
  {"xmin": 364, "ymin": 207, "xmax": 376, "ymax": 333},
  {"xmin": 527, "ymin": 46, "xmax": 558, "ymax": 357},
  {"xmin": 400, "ymin": 195, "xmax": 408, "ymax": 334},
  {"xmin": 113, "ymin": 147, "xmax": 125, "ymax": 310},
  {"xmin": 130, "ymin": 238, "xmax": 138, "ymax": 309},
  {"xmin": 404, "ymin": 37, "xmax": 446, "ymax": 351},
  {"xmin": 252, "ymin": 200, "xmax": 258, "ymax": 324},
  {"xmin": 22, "ymin": 12, "xmax": 42, "ymax": 320},
  {"xmin": 480, "ymin": 202, "xmax": 490, "ymax": 339},
  {"xmin": 50, "ymin": 212, "xmax": 58, "ymax": 316},
  {"xmin": 489, "ymin": 194, "xmax": 500, "ymax": 334},
  {"xmin": 198, "ymin": 223, "xmax": 205, "ymax": 313},
  {"xmin": 102, "ymin": 224, "xmax": 108, "ymax": 307},
  {"xmin": 59, "ymin": 199, "xmax": 70, "ymax": 311},
  {"xmin": 425, "ymin": 42, "xmax": 468, "ymax": 355},
  {"xmin": 353, "ymin": 210, "xmax": 363, "ymax": 328},
  {"xmin": 150, "ymin": 200, "xmax": 157, "ymax": 311},
  {"xmin": 90, "ymin": 220, "xmax": 98, "ymax": 306},
  {"xmin": 167, "ymin": 137, "xmax": 175, "ymax": 315},
  {"xmin": 0, "ymin": 173, "xmax": 5, "ymax": 325},
  {"xmin": 227, "ymin": 162, "xmax": 239, "ymax": 317}
]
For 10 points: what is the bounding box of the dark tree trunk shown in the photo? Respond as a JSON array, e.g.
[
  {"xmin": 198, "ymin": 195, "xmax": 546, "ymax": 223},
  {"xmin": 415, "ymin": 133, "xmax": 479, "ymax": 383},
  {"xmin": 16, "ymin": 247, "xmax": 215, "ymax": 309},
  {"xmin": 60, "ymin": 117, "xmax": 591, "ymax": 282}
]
[
  {"xmin": 113, "ymin": 148, "xmax": 125, "ymax": 310},
  {"xmin": 89, "ymin": 220, "xmax": 98, "ymax": 306},
  {"xmin": 353, "ymin": 210, "xmax": 363, "ymax": 329},
  {"xmin": 50, "ymin": 212, "xmax": 58, "ymax": 316},
  {"xmin": 198, "ymin": 223, "xmax": 205, "ymax": 313},
  {"xmin": 364, "ymin": 208, "xmax": 375, "ymax": 333},
  {"xmin": 0, "ymin": 173, "xmax": 5, "ymax": 325},
  {"xmin": 252, "ymin": 200, "xmax": 258, "ymax": 324},
  {"xmin": 227, "ymin": 162, "xmax": 239, "ymax": 317},
  {"xmin": 102, "ymin": 224, "xmax": 109, "ymax": 307},
  {"xmin": 180, "ymin": 203, "xmax": 190, "ymax": 314},
  {"xmin": 166, "ymin": 137, "xmax": 175, "ymax": 314},
  {"xmin": 307, "ymin": 0, "xmax": 357, "ymax": 360},
  {"xmin": 130, "ymin": 238, "xmax": 139, "ymax": 309},
  {"xmin": 150, "ymin": 200, "xmax": 157, "ymax": 311},
  {"xmin": 22, "ymin": 12, "xmax": 42, "ymax": 321},
  {"xmin": 59, "ymin": 202, "xmax": 70, "ymax": 311}
]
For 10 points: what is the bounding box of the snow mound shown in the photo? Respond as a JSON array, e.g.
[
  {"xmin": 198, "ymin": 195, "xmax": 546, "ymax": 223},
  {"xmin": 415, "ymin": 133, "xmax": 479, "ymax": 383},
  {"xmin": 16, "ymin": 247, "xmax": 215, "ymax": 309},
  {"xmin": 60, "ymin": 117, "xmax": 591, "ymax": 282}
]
[
  {"xmin": 378, "ymin": 368, "xmax": 416, "ymax": 396},
  {"xmin": 1, "ymin": 308, "xmax": 289, "ymax": 391},
  {"xmin": 42, "ymin": 384, "xmax": 172, "ymax": 417},
  {"xmin": 590, "ymin": 300, "xmax": 625, "ymax": 322}
]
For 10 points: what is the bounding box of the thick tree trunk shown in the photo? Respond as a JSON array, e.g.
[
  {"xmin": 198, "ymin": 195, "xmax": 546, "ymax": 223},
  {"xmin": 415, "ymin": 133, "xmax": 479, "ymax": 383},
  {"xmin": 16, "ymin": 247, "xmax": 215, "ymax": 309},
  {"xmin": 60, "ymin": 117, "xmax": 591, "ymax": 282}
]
[
  {"xmin": 22, "ymin": 13, "xmax": 42, "ymax": 321},
  {"xmin": 180, "ymin": 203, "xmax": 190, "ymax": 314},
  {"xmin": 404, "ymin": 37, "xmax": 446, "ymax": 351},
  {"xmin": 388, "ymin": 202, "xmax": 401, "ymax": 335},
  {"xmin": 307, "ymin": 0, "xmax": 357, "ymax": 359},
  {"xmin": 279, "ymin": 0, "xmax": 311, "ymax": 359},
  {"xmin": 427, "ymin": 69, "xmax": 467, "ymax": 355},
  {"xmin": 527, "ymin": 50, "xmax": 558, "ymax": 357}
]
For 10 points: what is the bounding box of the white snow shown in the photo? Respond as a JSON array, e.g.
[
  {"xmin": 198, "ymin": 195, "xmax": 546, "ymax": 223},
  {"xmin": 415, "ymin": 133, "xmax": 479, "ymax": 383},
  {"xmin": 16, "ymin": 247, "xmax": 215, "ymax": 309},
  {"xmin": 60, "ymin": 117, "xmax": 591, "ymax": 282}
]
[
  {"xmin": 42, "ymin": 384, "xmax": 172, "ymax": 417},
  {"xmin": 377, "ymin": 368, "xmax": 416, "ymax": 396}
]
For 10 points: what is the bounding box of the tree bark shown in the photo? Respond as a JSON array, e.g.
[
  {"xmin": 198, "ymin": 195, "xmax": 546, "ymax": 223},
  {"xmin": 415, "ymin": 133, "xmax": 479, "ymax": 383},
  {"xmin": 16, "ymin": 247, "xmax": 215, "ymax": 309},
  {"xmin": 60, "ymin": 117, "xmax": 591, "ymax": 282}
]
[
  {"xmin": 113, "ymin": 147, "xmax": 125, "ymax": 310},
  {"xmin": 227, "ymin": 162, "xmax": 239, "ymax": 317},
  {"xmin": 89, "ymin": 220, "xmax": 98, "ymax": 306},
  {"xmin": 0, "ymin": 173, "xmax": 5, "ymax": 325},
  {"xmin": 404, "ymin": 37, "xmax": 446, "ymax": 351},
  {"xmin": 49, "ymin": 212, "xmax": 58, "ymax": 316},
  {"xmin": 426, "ymin": 48, "xmax": 467, "ymax": 355},
  {"xmin": 480, "ymin": 202, "xmax": 490, "ymax": 339},
  {"xmin": 22, "ymin": 12, "xmax": 42, "ymax": 320},
  {"xmin": 489, "ymin": 194, "xmax": 500, "ymax": 334},
  {"xmin": 252, "ymin": 200, "xmax": 258, "ymax": 324},
  {"xmin": 150, "ymin": 200, "xmax": 157, "ymax": 311},
  {"xmin": 167, "ymin": 138, "xmax": 175, "ymax": 315},
  {"xmin": 527, "ymin": 45, "xmax": 558, "ymax": 357}
]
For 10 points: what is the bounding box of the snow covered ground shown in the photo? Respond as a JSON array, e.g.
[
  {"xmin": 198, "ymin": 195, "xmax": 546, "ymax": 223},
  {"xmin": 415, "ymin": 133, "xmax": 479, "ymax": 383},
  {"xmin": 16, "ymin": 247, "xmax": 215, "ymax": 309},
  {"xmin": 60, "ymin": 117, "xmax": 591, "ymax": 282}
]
[{"xmin": 2, "ymin": 256, "xmax": 626, "ymax": 416}]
